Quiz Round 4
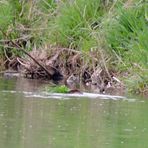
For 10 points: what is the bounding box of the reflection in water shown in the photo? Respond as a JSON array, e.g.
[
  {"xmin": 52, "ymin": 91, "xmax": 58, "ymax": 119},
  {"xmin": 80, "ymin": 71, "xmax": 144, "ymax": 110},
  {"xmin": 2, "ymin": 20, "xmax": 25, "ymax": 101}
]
[
  {"xmin": 15, "ymin": 77, "xmax": 49, "ymax": 92},
  {"xmin": 0, "ymin": 77, "xmax": 148, "ymax": 148}
]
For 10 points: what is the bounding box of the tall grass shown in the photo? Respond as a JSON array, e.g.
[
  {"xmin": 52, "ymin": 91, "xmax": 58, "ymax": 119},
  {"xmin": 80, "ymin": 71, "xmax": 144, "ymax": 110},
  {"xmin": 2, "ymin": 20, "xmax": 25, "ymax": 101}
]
[
  {"xmin": 49, "ymin": 0, "xmax": 107, "ymax": 50},
  {"xmin": 0, "ymin": 0, "xmax": 56, "ymax": 53},
  {"xmin": 0, "ymin": 0, "xmax": 147, "ymax": 93},
  {"xmin": 0, "ymin": 2, "xmax": 12, "ymax": 28},
  {"xmin": 106, "ymin": 2, "xmax": 148, "ymax": 67},
  {"xmin": 104, "ymin": 1, "xmax": 148, "ymax": 92}
]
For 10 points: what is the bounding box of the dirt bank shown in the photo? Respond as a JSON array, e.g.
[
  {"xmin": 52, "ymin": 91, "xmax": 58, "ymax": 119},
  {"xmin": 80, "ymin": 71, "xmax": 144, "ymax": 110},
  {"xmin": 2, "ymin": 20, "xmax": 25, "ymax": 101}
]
[{"xmin": 2, "ymin": 45, "xmax": 125, "ymax": 95}]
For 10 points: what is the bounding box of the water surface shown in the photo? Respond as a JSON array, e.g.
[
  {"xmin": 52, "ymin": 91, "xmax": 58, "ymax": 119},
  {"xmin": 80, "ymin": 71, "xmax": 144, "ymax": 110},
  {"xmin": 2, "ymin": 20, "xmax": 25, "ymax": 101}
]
[{"xmin": 0, "ymin": 77, "xmax": 148, "ymax": 148}]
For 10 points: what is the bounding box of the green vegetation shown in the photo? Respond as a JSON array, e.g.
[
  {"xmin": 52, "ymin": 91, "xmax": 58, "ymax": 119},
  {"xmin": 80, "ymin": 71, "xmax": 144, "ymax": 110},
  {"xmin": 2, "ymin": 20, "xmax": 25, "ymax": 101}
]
[
  {"xmin": 0, "ymin": 0, "xmax": 147, "ymax": 94},
  {"xmin": 104, "ymin": 0, "xmax": 148, "ymax": 93},
  {"xmin": 45, "ymin": 85, "xmax": 69, "ymax": 93}
]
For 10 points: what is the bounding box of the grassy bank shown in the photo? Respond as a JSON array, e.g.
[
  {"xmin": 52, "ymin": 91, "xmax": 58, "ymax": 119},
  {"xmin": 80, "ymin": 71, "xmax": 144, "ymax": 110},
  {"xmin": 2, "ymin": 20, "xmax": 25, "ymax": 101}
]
[{"xmin": 0, "ymin": 0, "xmax": 147, "ymax": 94}]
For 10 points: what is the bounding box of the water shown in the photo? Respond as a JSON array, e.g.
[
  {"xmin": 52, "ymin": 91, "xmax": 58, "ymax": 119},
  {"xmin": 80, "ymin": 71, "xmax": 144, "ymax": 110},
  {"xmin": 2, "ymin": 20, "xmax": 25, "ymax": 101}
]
[{"xmin": 0, "ymin": 77, "xmax": 148, "ymax": 148}]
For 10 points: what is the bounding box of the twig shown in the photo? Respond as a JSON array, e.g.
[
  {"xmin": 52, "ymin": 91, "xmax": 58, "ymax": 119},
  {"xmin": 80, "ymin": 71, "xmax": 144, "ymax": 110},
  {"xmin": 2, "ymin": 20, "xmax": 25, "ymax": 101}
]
[
  {"xmin": 17, "ymin": 57, "xmax": 28, "ymax": 67},
  {"xmin": 0, "ymin": 28, "xmax": 55, "ymax": 78},
  {"xmin": 3, "ymin": 48, "xmax": 12, "ymax": 62},
  {"xmin": 0, "ymin": 35, "xmax": 31, "ymax": 43},
  {"xmin": 8, "ymin": 45, "xmax": 53, "ymax": 77}
]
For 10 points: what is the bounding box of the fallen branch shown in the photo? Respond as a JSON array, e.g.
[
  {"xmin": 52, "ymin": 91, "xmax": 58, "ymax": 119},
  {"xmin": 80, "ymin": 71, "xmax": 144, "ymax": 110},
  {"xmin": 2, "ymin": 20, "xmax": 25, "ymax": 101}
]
[{"xmin": 5, "ymin": 45, "xmax": 54, "ymax": 78}]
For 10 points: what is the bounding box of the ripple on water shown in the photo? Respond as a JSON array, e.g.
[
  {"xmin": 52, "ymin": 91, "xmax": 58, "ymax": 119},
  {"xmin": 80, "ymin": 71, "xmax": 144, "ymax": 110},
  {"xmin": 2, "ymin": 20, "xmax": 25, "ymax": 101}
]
[{"xmin": 0, "ymin": 90, "xmax": 128, "ymax": 100}]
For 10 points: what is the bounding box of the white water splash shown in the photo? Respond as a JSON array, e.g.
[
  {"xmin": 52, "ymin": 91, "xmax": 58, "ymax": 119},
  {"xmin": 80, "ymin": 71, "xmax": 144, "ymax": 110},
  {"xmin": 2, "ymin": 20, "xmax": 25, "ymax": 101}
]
[{"xmin": 1, "ymin": 90, "xmax": 126, "ymax": 100}]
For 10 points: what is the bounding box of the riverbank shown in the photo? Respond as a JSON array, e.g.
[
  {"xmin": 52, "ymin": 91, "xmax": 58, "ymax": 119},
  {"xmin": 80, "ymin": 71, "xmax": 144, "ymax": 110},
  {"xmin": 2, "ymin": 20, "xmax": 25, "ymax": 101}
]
[{"xmin": 0, "ymin": 0, "xmax": 147, "ymax": 95}]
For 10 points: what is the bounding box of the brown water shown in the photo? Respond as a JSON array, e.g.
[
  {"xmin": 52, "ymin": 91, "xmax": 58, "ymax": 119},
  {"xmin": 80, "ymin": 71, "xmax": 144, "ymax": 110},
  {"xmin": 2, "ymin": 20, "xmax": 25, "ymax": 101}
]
[{"xmin": 0, "ymin": 77, "xmax": 148, "ymax": 148}]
